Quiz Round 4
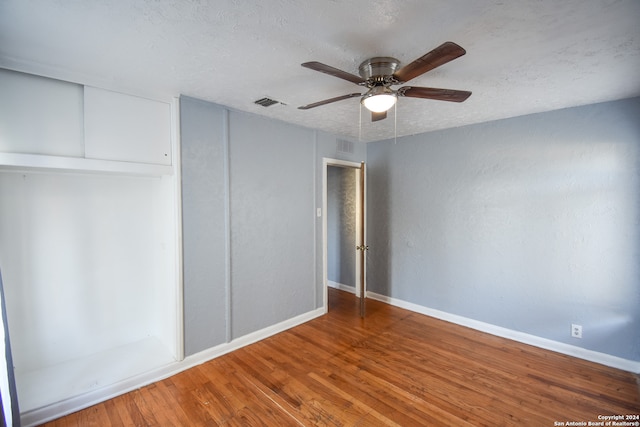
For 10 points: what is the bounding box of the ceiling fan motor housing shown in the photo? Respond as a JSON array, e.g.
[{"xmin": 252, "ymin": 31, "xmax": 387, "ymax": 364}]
[{"xmin": 358, "ymin": 57, "xmax": 400, "ymax": 85}]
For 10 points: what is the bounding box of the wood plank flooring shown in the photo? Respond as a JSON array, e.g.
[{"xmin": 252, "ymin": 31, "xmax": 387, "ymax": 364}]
[{"xmin": 42, "ymin": 288, "xmax": 639, "ymax": 426}]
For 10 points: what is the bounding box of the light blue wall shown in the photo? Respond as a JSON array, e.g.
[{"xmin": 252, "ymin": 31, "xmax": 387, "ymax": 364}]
[
  {"xmin": 182, "ymin": 98, "xmax": 316, "ymax": 351},
  {"xmin": 180, "ymin": 97, "xmax": 228, "ymax": 354},
  {"xmin": 367, "ymin": 97, "xmax": 640, "ymax": 361},
  {"xmin": 182, "ymin": 94, "xmax": 639, "ymax": 362},
  {"xmin": 228, "ymin": 111, "xmax": 315, "ymax": 338},
  {"xmin": 180, "ymin": 98, "xmax": 367, "ymax": 355}
]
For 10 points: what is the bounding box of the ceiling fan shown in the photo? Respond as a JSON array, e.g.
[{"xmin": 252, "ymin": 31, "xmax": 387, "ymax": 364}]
[{"xmin": 298, "ymin": 41, "xmax": 471, "ymax": 122}]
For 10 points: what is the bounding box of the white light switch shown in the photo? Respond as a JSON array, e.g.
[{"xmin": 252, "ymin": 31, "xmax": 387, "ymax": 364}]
[{"xmin": 317, "ymin": 208, "xmax": 322, "ymax": 217}]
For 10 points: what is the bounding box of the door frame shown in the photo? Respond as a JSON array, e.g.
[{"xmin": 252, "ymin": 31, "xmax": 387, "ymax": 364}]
[{"xmin": 322, "ymin": 157, "xmax": 366, "ymax": 312}]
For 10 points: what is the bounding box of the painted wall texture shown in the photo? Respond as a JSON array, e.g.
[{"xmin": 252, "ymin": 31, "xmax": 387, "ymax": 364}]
[
  {"xmin": 327, "ymin": 166, "xmax": 357, "ymax": 288},
  {"xmin": 180, "ymin": 96, "xmax": 228, "ymax": 355},
  {"xmin": 228, "ymin": 111, "xmax": 315, "ymax": 338},
  {"xmin": 367, "ymin": 97, "xmax": 640, "ymax": 361},
  {"xmin": 181, "ymin": 98, "xmax": 365, "ymax": 354}
]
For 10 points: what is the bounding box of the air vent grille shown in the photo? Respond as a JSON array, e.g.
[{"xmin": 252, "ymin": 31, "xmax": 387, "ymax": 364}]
[
  {"xmin": 336, "ymin": 139, "xmax": 354, "ymax": 154},
  {"xmin": 254, "ymin": 97, "xmax": 281, "ymax": 107}
]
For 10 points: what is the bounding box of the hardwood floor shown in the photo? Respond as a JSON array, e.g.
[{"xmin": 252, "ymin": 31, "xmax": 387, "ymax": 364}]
[{"xmin": 43, "ymin": 288, "xmax": 639, "ymax": 426}]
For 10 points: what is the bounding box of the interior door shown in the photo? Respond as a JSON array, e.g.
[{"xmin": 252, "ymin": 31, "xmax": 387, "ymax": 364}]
[{"xmin": 323, "ymin": 158, "xmax": 367, "ymax": 316}]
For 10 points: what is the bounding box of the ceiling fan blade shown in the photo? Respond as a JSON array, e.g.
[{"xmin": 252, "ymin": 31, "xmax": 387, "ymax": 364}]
[
  {"xmin": 397, "ymin": 86, "xmax": 471, "ymax": 102},
  {"xmin": 371, "ymin": 111, "xmax": 387, "ymax": 122},
  {"xmin": 298, "ymin": 93, "xmax": 362, "ymax": 110},
  {"xmin": 302, "ymin": 62, "xmax": 365, "ymax": 85},
  {"xmin": 393, "ymin": 42, "xmax": 466, "ymax": 83}
]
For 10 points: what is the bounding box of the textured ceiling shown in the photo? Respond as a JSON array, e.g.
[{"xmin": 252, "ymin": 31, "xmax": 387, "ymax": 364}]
[{"xmin": 1, "ymin": 0, "xmax": 639, "ymax": 142}]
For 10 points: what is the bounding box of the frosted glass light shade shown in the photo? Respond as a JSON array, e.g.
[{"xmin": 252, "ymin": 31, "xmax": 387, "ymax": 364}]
[
  {"xmin": 362, "ymin": 94, "xmax": 397, "ymax": 112},
  {"xmin": 361, "ymin": 86, "xmax": 397, "ymax": 112}
]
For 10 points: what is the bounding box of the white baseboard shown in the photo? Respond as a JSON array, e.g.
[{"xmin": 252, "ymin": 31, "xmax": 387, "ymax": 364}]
[
  {"xmin": 25, "ymin": 291, "xmax": 639, "ymax": 426},
  {"xmin": 21, "ymin": 307, "xmax": 325, "ymax": 427},
  {"xmin": 181, "ymin": 307, "xmax": 325, "ymax": 369},
  {"xmin": 367, "ymin": 291, "xmax": 640, "ymax": 374},
  {"xmin": 328, "ymin": 280, "xmax": 356, "ymax": 294}
]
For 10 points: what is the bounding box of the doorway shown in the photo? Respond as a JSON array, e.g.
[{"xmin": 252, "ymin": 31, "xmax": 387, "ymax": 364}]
[{"xmin": 322, "ymin": 158, "xmax": 366, "ymax": 315}]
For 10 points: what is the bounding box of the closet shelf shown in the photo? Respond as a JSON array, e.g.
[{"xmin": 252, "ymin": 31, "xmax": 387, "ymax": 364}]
[{"xmin": 0, "ymin": 152, "xmax": 173, "ymax": 176}]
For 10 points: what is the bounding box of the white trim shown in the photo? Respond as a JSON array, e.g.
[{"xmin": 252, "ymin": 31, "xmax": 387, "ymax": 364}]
[
  {"xmin": 324, "ymin": 158, "xmax": 363, "ymax": 169},
  {"xmin": 322, "ymin": 159, "xmax": 328, "ymax": 312},
  {"xmin": 354, "ymin": 167, "xmax": 362, "ymax": 298},
  {"xmin": 312, "ymin": 131, "xmax": 318, "ymax": 310},
  {"xmin": 367, "ymin": 291, "xmax": 640, "ymax": 374},
  {"xmin": 0, "ymin": 152, "xmax": 173, "ymax": 176},
  {"xmin": 20, "ymin": 307, "xmax": 325, "ymax": 427},
  {"xmin": 223, "ymin": 108, "xmax": 232, "ymax": 343},
  {"xmin": 182, "ymin": 307, "xmax": 324, "ymax": 368},
  {"xmin": 328, "ymin": 280, "xmax": 357, "ymax": 294},
  {"xmin": 171, "ymin": 97, "xmax": 185, "ymax": 361},
  {"xmin": 361, "ymin": 163, "xmax": 367, "ymax": 302}
]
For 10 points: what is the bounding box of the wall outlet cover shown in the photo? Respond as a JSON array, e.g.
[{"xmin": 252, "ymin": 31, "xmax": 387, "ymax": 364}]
[{"xmin": 571, "ymin": 324, "xmax": 583, "ymax": 338}]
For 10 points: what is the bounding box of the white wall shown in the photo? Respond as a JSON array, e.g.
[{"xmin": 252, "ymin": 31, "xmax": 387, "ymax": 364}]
[
  {"xmin": 0, "ymin": 69, "xmax": 83, "ymax": 157},
  {"xmin": 0, "ymin": 69, "xmax": 180, "ymax": 419},
  {"xmin": 0, "ymin": 172, "xmax": 171, "ymax": 370}
]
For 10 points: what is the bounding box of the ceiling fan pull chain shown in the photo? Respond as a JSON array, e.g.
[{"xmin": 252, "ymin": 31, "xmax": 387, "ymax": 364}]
[
  {"xmin": 394, "ymin": 102, "xmax": 397, "ymax": 145},
  {"xmin": 359, "ymin": 102, "xmax": 362, "ymax": 141}
]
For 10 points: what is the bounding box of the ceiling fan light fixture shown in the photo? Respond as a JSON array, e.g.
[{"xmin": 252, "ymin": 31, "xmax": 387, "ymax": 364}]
[
  {"xmin": 299, "ymin": 42, "xmax": 470, "ymax": 121},
  {"xmin": 361, "ymin": 86, "xmax": 397, "ymax": 113}
]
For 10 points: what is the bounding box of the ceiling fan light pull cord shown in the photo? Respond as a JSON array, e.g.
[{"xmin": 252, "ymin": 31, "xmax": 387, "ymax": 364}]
[
  {"xmin": 359, "ymin": 102, "xmax": 362, "ymax": 142},
  {"xmin": 394, "ymin": 102, "xmax": 397, "ymax": 145}
]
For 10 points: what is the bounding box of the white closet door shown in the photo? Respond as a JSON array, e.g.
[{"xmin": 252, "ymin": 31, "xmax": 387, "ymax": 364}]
[
  {"xmin": 0, "ymin": 69, "xmax": 83, "ymax": 157},
  {"xmin": 84, "ymin": 86, "xmax": 172, "ymax": 165}
]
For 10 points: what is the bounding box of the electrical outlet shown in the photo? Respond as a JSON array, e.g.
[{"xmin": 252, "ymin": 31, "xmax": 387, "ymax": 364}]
[{"xmin": 571, "ymin": 324, "xmax": 582, "ymax": 338}]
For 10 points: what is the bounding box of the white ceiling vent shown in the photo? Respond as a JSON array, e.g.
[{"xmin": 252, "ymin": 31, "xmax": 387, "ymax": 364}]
[
  {"xmin": 336, "ymin": 139, "xmax": 354, "ymax": 154},
  {"xmin": 254, "ymin": 97, "xmax": 282, "ymax": 107}
]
